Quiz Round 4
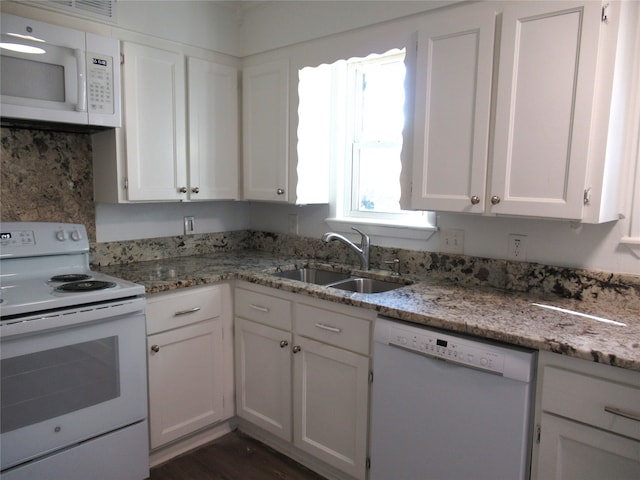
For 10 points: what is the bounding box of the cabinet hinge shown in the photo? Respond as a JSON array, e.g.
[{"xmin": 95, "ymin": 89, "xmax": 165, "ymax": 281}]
[
  {"xmin": 584, "ymin": 187, "xmax": 591, "ymax": 205},
  {"xmin": 536, "ymin": 424, "xmax": 541, "ymax": 444},
  {"xmin": 124, "ymin": 178, "xmax": 128, "ymax": 190},
  {"xmin": 369, "ymin": 370, "xmax": 374, "ymax": 384},
  {"xmin": 120, "ymin": 53, "xmax": 124, "ymax": 65},
  {"xmin": 366, "ymin": 457, "xmax": 371, "ymax": 470},
  {"xmin": 601, "ymin": 3, "xmax": 609, "ymax": 23}
]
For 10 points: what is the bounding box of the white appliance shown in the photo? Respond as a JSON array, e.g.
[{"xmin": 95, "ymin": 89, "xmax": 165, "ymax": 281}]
[
  {"xmin": 0, "ymin": 14, "xmax": 121, "ymax": 127},
  {"xmin": 0, "ymin": 222, "xmax": 148, "ymax": 480},
  {"xmin": 370, "ymin": 316, "xmax": 536, "ymax": 480}
]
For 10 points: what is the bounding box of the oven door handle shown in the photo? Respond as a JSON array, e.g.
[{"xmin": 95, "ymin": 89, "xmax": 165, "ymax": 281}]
[{"xmin": 173, "ymin": 306, "xmax": 201, "ymax": 316}]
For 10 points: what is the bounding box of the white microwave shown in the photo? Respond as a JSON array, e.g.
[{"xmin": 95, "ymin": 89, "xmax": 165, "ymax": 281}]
[{"xmin": 0, "ymin": 14, "xmax": 121, "ymax": 127}]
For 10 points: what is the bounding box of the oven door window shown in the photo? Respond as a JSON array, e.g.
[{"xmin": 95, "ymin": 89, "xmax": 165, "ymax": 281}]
[{"xmin": 1, "ymin": 337, "xmax": 120, "ymax": 433}]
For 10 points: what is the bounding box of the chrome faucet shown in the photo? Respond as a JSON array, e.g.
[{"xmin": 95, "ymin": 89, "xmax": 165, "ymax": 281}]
[{"xmin": 322, "ymin": 227, "xmax": 370, "ymax": 270}]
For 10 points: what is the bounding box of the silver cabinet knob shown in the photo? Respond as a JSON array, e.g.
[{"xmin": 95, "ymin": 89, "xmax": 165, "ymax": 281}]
[
  {"xmin": 179, "ymin": 187, "xmax": 187, "ymax": 193},
  {"xmin": 192, "ymin": 187, "xmax": 200, "ymax": 194},
  {"xmin": 280, "ymin": 340, "xmax": 289, "ymax": 348},
  {"xmin": 150, "ymin": 345, "xmax": 160, "ymax": 353},
  {"xmin": 292, "ymin": 345, "xmax": 301, "ymax": 354},
  {"xmin": 276, "ymin": 188, "xmax": 285, "ymax": 195},
  {"xmin": 470, "ymin": 195, "xmax": 480, "ymax": 205},
  {"xmin": 490, "ymin": 195, "xmax": 501, "ymax": 205}
]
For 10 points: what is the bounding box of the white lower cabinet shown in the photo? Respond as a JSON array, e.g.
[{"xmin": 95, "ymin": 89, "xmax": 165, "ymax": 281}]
[
  {"xmin": 234, "ymin": 317, "xmax": 292, "ymax": 441},
  {"xmin": 234, "ymin": 283, "xmax": 374, "ymax": 480},
  {"xmin": 146, "ymin": 284, "xmax": 234, "ymax": 449},
  {"xmin": 532, "ymin": 351, "xmax": 640, "ymax": 480}
]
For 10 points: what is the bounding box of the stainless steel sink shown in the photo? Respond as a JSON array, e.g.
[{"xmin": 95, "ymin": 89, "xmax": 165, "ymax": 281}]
[
  {"xmin": 272, "ymin": 267, "xmax": 409, "ymax": 294},
  {"xmin": 328, "ymin": 277, "xmax": 408, "ymax": 294},
  {"xmin": 272, "ymin": 268, "xmax": 351, "ymax": 285}
]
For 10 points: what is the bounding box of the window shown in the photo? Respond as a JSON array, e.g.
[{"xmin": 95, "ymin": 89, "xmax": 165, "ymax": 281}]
[{"xmin": 298, "ymin": 49, "xmax": 434, "ymax": 232}]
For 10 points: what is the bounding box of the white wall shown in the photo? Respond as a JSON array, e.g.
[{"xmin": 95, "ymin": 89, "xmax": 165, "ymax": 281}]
[
  {"xmin": 240, "ymin": 0, "xmax": 459, "ymax": 56},
  {"xmin": 96, "ymin": 201, "xmax": 249, "ymax": 241}
]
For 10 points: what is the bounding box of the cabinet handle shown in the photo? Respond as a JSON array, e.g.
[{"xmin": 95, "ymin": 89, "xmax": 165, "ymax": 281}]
[
  {"xmin": 490, "ymin": 195, "xmax": 501, "ymax": 205},
  {"xmin": 280, "ymin": 340, "xmax": 289, "ymax": 348},
  {"xmin": 470, "ymin": 195, "xmax": 480, "ymax": 205},
  {"xmin": 150, "ymin": 345, "xmax": 160, "ymax": 353},
  {"xmin": 314, "ymin": 323, "xmax": 342, "ymax": 333},
  {"xmin": 249, "ymin": 304, "xmax": 270, "ymax": 313},
  {"xmin": 179, "ymin": 186, "xmax": 188, "ymax": 193},
  {"xmin": 604, "ymin": 406, "xmax": 640, "ymax": 422},
  {"xmin": 292, "ymin": 345, "xmax": 301, "ymax": 354},
  {"xmin": 192, "ymin": 187, "xmax": 200, "ymax": 194},
  {"xmin": 174, "ymin": 306, "xmax": 201, "ymax": 316},
  {"xmin": 276, "ymin": 188, "xmax": 285, "ymax": 195}
]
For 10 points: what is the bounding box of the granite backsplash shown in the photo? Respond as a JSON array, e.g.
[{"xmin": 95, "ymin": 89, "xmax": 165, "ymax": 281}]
[{"xmin": 92, "ymin": 230, "xmax": 640, "ymax": 311}]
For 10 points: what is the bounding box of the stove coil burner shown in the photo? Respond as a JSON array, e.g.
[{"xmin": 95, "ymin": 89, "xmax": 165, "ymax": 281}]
[
  {"xmin": 54, "ymin": 280, "xmax": 117, "ymax": 292},
  {"xmin": 49, "ymin": 274, "xmax": 92, "ymax": 283}
]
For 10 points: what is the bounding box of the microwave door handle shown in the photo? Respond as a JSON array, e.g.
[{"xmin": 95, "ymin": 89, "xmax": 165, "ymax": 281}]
[{"xmin": 75, "ymin": 49, "xmax": 87, "ymax": 112}]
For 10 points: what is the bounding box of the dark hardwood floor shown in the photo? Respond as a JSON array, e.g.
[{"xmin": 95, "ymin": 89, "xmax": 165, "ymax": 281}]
[{"xmin": 149, "ymin": 430, "xmax": 327, "ymax": 480}]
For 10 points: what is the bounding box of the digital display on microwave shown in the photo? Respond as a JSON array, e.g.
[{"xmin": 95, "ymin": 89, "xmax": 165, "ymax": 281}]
[
  {"xmin": 1, "ymin": 233, "xmax": 12, "ymax": 240},
  {"xmin": 92, "ymin": 58, "xmax": 108, "ymax": 67}
]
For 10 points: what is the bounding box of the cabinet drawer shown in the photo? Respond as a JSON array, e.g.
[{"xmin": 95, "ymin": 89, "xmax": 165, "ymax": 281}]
[
  {"xmin": 542, "ymin": 366, "xmax": 640, "ymax": 441},
  {"xmin": 235, "ymin": 287, "xmax": 292, "ymax": 330},
  {"xmin": 295, "ymin": 303, "xmax": 371, "ymax": 355},
  {"xmin": 147, "ymin": 285, "xmax": 221, "ymax": 335}
]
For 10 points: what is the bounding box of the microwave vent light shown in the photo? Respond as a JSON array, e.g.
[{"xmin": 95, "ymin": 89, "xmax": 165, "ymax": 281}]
[
  {"xmin": 6, "ymin": 32, "xmax": 46, "ymax": 43},
  {"xmin": 0, "ymin": 42, "xmax": 46, "ymax": 54}
]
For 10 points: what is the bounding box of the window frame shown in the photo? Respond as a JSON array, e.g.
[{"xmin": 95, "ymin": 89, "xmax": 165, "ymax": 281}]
[{"xmin": 326, "ymin": 48, "xmax": 437, "ymax": 234}]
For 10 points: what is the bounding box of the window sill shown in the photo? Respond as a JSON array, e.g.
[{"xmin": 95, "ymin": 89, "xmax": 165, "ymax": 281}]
[{"xmin": 325, "ymin": 217, "xmax": 438, "ymax": 241}]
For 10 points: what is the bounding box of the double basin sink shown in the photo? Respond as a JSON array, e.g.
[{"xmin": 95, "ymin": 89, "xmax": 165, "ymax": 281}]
[{"xmin": 272, "ymin": 267, "xmax": 410, "ymax": 294}]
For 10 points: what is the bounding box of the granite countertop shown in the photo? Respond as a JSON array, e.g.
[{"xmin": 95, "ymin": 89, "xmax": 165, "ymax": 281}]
[{"xmin": 98, "ymin": 251, "xmax": 640, "ymax": 372}]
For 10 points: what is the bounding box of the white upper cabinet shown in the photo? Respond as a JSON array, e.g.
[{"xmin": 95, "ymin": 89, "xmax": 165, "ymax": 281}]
[
  {"xmin": 410, "ymin": 3, "xmax": 496, "ymax": 214},
  {"xmin": 242, "ymin": 57, "xmax": 329, "ymax": 204},
  {"xmin": 188, "ymin": 57, "xmax": 239, "ymax": 200},
  {"xmin": 410, "ymin": 0, "xmax": 634, "ymax": 222},
  {"xmin": 93, "ymin": 42, "xmax": 239, "ymax": 203},
  {"xmin": 123, "ymin": 42, "xmax": 187, "ymax": 201},
  {"xmin": 243, "ymin": 59, "xmax": 290, "ymax": 202}
]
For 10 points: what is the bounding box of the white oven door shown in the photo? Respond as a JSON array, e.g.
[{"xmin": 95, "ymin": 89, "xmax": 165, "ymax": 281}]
[{"xmin": 0, "ymin": 298, "xmax": 147, "ymax": 471}]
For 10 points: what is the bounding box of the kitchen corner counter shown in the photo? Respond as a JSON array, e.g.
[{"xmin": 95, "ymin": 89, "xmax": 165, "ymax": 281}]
[{"xmin": 98, "ymin": 251, "xmax": 640, "ymax": 372}]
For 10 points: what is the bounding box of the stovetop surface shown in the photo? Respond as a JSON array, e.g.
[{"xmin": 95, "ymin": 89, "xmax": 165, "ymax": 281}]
[{"xmin": 0, "ymin": 222, "xmax": 144, "ymax": 318}]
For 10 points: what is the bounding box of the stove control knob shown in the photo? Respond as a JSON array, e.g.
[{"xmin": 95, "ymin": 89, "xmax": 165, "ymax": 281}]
[
  {"xmin": 56, "ymin": 230, "xmax": 67, "ymax": 241},
  {"xmin": 70, "ymin": 229, "xmax": 82, "ymax": 241}
]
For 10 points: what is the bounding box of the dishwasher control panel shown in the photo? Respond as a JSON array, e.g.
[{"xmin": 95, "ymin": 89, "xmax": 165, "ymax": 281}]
[{"xmin": 385, "ymin": 322, "xmax": 505, "ymax": 375}]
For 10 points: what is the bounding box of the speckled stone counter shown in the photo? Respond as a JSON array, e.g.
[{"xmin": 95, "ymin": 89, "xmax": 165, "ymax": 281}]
[{"xmin": 98, "ymin": 250, "xmax": 640, "ymax": 373}]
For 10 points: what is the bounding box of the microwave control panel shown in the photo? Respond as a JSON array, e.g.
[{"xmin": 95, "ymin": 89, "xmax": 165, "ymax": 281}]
[{"xmin": 87, "ymin": 54, "xmax": 114, "ymax": 115}]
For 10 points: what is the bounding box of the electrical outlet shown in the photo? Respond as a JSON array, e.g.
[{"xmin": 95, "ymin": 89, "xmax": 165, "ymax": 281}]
[
  {"xmin": 184, "ymin": 216, "xmax": 195, "ymax": 235},
  {"xmin": 508, "ymin": 234, "xmax": 527, "ymax": 260},
  {"xmin": 288, "ymin": 214, "xmax": 299, "ymax": 234},
  {"xmin": 439, "ymin": 228, "xmax": 464, "ymax": 254}
]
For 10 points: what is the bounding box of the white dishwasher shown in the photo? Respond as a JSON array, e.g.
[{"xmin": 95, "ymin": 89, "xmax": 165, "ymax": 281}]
[{"xmin": 370, "ymin": 317, "xmax": 536, "ymax": 480}]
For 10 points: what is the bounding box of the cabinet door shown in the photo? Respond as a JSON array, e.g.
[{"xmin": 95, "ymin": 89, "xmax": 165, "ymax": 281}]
[
  {"xmin": 242, "ymin": 59, "xmax": 289, "ymax": 202},
  {"xmin": 490, "ymin": 1, "xmax": 602, "ymax": 218},
  {"xmin": 536, "ymin": 413, "xmax": 640, "ymax": 479},
  {"xmin": 147, "ymin": 319, "xmax": 224, "ymax": 448},
  {"xmin": 188, "ymin": 57, "xmax": 239, "ymax": 200},
  {"xmin": 122, "ymin": 42, "xmax": 187, "ymax": 201},
  {"xmin": 411, "ymin": 3, "xmax": 496, "ymax": 213},
  {"xmin": 234, "ymin": 318, "xmax": 292, "ymax": 441},
  {"xmin": 293, "ymin": 335, "xmax": 370, "ymax": 480}
]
